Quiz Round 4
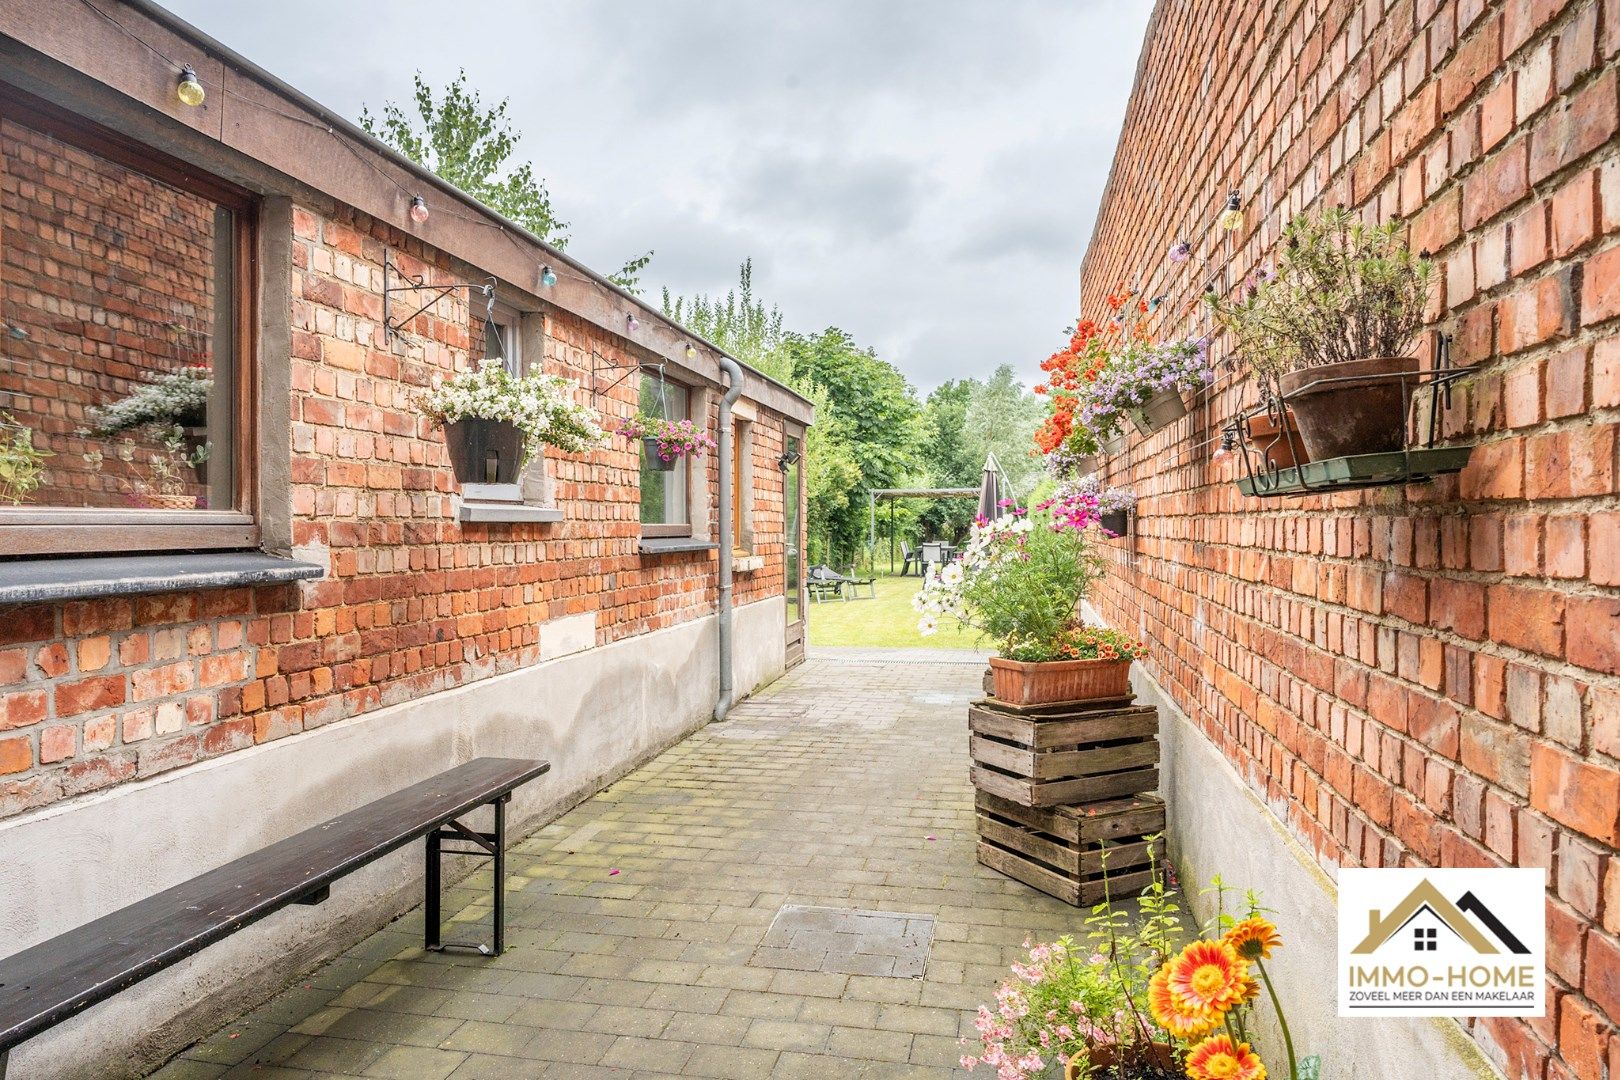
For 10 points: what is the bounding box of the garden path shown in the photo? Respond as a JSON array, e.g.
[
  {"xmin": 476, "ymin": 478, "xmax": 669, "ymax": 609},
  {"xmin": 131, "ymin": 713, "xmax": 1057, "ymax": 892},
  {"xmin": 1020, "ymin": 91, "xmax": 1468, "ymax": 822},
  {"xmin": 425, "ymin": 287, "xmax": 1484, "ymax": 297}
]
[{"xmin": 152, "ymin": 648, "xmax": 1099, "ymax": 1080}]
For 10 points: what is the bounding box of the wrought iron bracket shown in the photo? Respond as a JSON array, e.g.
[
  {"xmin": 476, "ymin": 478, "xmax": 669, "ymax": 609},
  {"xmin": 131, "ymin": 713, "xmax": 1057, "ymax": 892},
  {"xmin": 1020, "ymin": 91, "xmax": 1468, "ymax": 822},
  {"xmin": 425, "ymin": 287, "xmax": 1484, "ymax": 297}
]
[
  {"xmin": 592, "ymin": 356, "xmax": 660, "ymax": 410},
  {"xmin": 383, "ymin": 250, "xmax": 497, "ymax": 342}
]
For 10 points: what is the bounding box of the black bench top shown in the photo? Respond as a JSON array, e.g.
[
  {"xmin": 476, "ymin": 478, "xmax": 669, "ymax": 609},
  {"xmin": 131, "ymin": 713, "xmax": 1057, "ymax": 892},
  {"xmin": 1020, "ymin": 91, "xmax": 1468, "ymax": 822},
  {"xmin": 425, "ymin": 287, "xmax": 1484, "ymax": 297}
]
[{"xmin": 0, "ymin": 756, "xmax": 548, "ymax": 1052}]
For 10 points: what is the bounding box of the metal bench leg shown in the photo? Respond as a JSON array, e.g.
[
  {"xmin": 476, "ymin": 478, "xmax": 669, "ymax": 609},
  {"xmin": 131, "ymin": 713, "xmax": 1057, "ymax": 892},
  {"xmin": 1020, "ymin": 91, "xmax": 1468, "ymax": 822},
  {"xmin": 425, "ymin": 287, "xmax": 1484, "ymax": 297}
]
[
  {"xmin": 2, "ymin": 1047, "xmax": 9, "ymax": 1079},
  {"xmin": 424, "ymin": 796, "xmax": 508, "ymax": 957}
]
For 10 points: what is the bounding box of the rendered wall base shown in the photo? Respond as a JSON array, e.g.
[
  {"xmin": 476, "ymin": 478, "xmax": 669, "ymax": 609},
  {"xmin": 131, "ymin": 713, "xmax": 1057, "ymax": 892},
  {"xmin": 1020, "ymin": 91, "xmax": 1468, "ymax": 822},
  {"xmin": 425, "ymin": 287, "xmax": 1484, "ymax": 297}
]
[
  {"xmin": 0, "ymin": 596, "xmax": 786, "ymax": 1080},
  {"xmin": 1134, "ymin": 665, "xmax": 1506, "ymax": 1080}
]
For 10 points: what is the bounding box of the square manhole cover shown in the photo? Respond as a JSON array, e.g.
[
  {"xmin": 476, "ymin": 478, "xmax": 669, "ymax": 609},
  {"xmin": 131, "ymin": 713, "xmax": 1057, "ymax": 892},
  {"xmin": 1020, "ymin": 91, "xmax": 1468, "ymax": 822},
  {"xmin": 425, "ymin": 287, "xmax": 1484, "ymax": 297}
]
[{"xmin": 750, "ymin": 905, "xmax": 934, "ymax": 978}]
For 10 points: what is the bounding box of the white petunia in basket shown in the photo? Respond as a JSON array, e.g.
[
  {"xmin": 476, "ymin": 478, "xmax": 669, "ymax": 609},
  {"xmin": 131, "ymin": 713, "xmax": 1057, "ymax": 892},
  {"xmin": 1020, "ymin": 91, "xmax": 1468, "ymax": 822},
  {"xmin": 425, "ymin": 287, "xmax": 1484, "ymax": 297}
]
[{"xmin": 417, "ymin": 359, "xmax": 607, "ymax": 456}]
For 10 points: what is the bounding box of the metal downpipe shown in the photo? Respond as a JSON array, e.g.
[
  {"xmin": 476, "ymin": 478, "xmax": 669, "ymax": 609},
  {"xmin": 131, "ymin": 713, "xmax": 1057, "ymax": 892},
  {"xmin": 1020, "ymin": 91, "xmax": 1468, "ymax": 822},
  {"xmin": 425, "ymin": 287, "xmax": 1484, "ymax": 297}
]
[{"xmin": 713, "ymin": 356, "xmax": 744, "ymax": 722}]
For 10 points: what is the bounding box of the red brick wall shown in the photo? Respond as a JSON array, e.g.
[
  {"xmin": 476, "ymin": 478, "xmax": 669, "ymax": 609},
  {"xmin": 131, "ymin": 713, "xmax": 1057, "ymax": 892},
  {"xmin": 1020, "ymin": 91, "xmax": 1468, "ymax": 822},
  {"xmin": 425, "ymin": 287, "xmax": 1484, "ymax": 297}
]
[
  {"xmin": 0, "ymin": 198, "xmax": 793, "ymax": 819},
  {"xmin": 1080, "ymin": 1, "xmax": 1618, "ymax": 1076}
]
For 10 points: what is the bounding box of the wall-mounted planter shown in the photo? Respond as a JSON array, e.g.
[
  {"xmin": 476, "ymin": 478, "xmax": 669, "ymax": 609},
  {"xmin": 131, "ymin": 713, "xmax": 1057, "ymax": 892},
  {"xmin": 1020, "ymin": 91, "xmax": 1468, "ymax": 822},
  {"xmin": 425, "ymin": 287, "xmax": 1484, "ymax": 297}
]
[
  {"xmin": 1127, "ymin": 388, "xmax": 1188, "ymax": 436},
  {"xmin": 1278, "ymin": 355, "xmax": 1420, "ymax": 459},
  {"xmin": 1101, "ymin": 431, "xmax": 1129, "ymax": 456},
  {"xmin": 1242, "ymin": 407, "xmax": 1308, "ymax": 470},
  {"xmin": 1235, "ymin": 446, "xmax": 1474, "ymax": 498},
  {"xmin": 444, "ymin": 418, "xmax": 526, "ymax": 485},
  {"xmin": 1098, "ymin": 509, "xmax": 1129, "ymax": 536},
  {"xmin": 1073, "ymin": 453, "xmax": 1101, "ymax": 478}
]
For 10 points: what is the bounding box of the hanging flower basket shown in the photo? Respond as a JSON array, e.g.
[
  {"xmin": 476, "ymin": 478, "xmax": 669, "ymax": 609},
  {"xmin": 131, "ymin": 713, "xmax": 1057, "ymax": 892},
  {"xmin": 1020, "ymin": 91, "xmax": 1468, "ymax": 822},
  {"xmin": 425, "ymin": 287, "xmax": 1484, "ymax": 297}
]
[
  {"xmin": 1101, "ymin": 431, "xmax": 1129, "ymax": 456},
  {"xmin": 642, "ymin": 435, "xmax": 677, "ymax": 472},
  {"xmin": 444, "ymin": 418, "xmax": 526, "ymax": 484},
  {"xmin": 1098, "ymin": 509, "xmax": 1129, "ymax": 536},
  {"xmin": 618, "ymin": 414, "xmax": 715, "ymax": 468},
  {"xmin": 1127, "ymin": 387, "xmax": 1189, "ymax": 436}
]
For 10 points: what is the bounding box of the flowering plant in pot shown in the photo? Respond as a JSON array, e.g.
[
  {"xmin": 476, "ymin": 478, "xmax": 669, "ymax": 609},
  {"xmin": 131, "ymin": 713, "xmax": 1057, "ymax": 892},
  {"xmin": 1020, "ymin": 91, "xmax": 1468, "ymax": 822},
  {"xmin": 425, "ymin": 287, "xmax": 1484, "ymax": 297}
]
[
  {"xmin": 615, "ymin": 414, "xmax": 716, "ymax": 472},
  {"xmin": 1082, "ymin": 339, "xmax": 1212, "ymax": 439},
  {"xmin": 912, "ymin": 490, "xmax": 1145, "ymax": 706},
  {"xmin": 1046, "ymin": 428, "xmax": 1105, "ymax": 482},
  {"xmin": 1064, "ymin": 475, "xmax": 1137, "ymax": 537},
  {"xmin": 1207, "ymin": 208, "xmax": 1433, "ymax": 461},
  {"xmin": 417, "ymin": 358, "xmax": 605, "ymax": 485}
]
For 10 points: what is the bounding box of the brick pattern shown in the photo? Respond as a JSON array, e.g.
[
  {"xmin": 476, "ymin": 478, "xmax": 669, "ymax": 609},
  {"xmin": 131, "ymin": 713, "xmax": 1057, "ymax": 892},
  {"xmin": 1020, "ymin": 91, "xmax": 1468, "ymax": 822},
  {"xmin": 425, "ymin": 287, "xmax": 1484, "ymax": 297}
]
[
  {"xmin": 0, "ymin": 198, "xmax": 793, "ymax": 821},
  {"xmin": 1080, "ymin": 2, "xmax": 1619, "ymax": 1076}
]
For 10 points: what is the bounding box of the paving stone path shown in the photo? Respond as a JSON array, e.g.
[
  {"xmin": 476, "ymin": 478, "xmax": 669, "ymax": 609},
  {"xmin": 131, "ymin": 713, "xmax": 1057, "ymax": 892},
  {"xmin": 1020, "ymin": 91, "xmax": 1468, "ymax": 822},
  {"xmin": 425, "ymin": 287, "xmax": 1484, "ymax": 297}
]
[{"xmin": 154, "ymin": 649, "xmax": 1089, "ymax": 1079}]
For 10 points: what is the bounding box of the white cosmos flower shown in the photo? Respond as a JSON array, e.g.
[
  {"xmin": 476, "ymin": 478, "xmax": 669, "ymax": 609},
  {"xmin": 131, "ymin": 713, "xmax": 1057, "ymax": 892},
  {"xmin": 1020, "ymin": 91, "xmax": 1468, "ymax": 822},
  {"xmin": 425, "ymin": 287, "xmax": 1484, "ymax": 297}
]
[
  {"xmin": 940, "ymin": 562, "xmax": 963, "ymax": 586},
  {"xmin": 917, "ymin": 615, "xmax": 938, "ymax": 636}
]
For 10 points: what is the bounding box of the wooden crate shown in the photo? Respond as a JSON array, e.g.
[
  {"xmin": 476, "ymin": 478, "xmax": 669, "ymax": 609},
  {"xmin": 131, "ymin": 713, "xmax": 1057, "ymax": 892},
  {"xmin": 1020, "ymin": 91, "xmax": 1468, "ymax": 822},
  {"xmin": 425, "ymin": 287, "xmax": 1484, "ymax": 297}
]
[
  {"xmin": 967, "ymin": 701, "xmax": 1159, "ymax": 807},
  {"xmin": 975, "ymin": 790, "xmax": 1166, "ymax": 905}
]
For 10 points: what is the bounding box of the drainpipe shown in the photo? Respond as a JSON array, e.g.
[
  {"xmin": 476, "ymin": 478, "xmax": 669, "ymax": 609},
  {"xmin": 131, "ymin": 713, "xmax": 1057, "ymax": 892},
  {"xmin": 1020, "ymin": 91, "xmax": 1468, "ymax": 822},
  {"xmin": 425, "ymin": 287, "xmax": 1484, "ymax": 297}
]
[{"xmin": 713, "ymin": 355, "xmax": 744, "ymax": 722}]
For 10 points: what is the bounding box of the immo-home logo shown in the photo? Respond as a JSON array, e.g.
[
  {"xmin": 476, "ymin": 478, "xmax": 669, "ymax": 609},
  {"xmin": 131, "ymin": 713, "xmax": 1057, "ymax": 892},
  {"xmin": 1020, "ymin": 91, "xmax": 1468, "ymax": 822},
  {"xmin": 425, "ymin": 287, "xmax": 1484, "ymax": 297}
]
[{"xmin": 1338, "ymin": 868, "xmax": 1545, "ymax": 1018}]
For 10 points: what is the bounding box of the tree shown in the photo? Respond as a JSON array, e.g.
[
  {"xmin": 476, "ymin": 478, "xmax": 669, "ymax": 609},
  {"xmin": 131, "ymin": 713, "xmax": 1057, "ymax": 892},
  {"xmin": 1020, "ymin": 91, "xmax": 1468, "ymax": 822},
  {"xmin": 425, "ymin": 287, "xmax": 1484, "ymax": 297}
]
[
  {"xmin": 661, "ymin": 259, "xmax": 783, "ymax": 366},
  {"xmin": 915, "ymin": 380, "xmax": 979, "ymax": 544},
  {"xmin": 962, "ymin": 364, "xmax": 1044, "ymax": 499},
  {"xmin": 362, "ymin": 71, "xmax": 653, "ymax": 292}
]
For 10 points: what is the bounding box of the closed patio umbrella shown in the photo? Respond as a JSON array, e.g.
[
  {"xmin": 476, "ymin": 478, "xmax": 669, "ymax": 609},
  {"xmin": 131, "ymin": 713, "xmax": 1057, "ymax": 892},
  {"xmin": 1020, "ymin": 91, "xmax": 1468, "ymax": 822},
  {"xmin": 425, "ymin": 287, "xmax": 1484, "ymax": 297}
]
[{"xmin": 977, "ymin": 453, "xmax": 1004, "ymax": 522}]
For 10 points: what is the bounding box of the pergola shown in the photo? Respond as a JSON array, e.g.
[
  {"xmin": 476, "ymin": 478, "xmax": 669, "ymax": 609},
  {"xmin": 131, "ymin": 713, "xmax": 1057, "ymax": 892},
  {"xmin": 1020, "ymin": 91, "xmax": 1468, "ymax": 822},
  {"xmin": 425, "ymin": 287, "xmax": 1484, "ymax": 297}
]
[{"xmin": 867, "ymin": 487, "xmax": 978, "ymax": 575}]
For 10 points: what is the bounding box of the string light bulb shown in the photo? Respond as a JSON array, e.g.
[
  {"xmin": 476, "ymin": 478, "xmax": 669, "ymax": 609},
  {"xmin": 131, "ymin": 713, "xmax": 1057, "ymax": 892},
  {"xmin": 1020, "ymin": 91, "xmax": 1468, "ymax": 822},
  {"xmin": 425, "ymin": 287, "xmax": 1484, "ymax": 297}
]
[
  {"xmin": 1168, "ymin": 239, "xmax": 1191, "ymax": 264},
  {"xmin": 408, "ymin": 196, "xmax": 430, "ymax": 224},
  {"xmin": 627, "ymin": 313, "xmax": 640, "ymax": 333},
  {"xmin": 1218, "ymin": 190, "xmax": 1244, "ymax": 232},
  {"xmin": 685, "ymin": 343, "xmax": 697, "ymax": 359},
  {"xmin": 540, "ymin": 266, "xmax": 557, "ymax": 288},
  {"xmin": 176, "ymin": 65, "xmax": 206, "ymax": 107}
]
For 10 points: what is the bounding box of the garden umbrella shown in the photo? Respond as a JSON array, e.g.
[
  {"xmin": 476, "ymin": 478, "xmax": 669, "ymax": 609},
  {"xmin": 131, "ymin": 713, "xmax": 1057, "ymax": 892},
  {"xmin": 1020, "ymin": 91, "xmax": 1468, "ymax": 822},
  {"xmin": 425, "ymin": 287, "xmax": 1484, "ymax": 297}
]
[{"xmin": 977, "ymin": 453, "xmax": 1004, "ymax": 522}]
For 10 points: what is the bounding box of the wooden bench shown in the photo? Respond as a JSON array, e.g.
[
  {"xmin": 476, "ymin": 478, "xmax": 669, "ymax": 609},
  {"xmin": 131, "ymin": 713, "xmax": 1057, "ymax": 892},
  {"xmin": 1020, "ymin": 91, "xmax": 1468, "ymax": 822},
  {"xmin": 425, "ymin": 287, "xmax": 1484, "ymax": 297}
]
[{"xmin": 0, "ymin": 756, "xmax": 548, "ymax": 1078}]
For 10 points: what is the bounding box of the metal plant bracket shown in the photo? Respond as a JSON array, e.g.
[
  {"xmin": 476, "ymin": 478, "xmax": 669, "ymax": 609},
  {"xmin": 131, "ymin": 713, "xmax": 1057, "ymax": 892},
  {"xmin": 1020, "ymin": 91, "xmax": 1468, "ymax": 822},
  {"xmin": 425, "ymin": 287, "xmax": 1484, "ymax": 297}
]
[
  {"xmin": 1227, "ymin": 331, "xmax": 1480, "ymax": 499},
  {"xmin": 591, "ymin": 354, "xmax": 657, "ymax": 410},
  {"xmin": 383, "ymin": 250, "xmax": 497, "ymax": 342}
]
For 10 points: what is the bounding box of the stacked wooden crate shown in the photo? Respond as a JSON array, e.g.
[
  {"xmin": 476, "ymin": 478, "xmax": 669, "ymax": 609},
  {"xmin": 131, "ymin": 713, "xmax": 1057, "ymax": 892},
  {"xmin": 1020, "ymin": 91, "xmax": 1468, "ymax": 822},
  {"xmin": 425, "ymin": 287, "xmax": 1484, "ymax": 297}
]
[{"xmin": 969, "ymin": 691, "xmax": 1165, "ymax": 905}]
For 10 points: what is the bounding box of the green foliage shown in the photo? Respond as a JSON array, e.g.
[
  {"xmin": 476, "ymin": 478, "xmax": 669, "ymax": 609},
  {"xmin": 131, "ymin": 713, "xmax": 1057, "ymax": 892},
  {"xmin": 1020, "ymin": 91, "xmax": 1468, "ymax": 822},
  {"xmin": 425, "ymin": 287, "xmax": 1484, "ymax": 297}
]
[
  {"xmin": 363, "ymin": 71, "xmax": 652, "ymax": 292},
  {"xmin": 1207, "ymin": 207, "xmax": 1433, "ymax": 385},
  {"xmin": 962, "ymin": 364, "xmax": 1043, "ymax": 495},
  {"xmin": 914, "ymin": 380, "xmax": 977, "ymax": 543},
  {"xmin": 662, "ymin": 259, "xmax": 784, "ymax": 366},
  {"xmin": 0, "ymin": 416, "xmax": 48, "ymax": 505},
  {"xmin": 1086, "ymin": 837, "xmax": 1184, "ymax": 1041}
]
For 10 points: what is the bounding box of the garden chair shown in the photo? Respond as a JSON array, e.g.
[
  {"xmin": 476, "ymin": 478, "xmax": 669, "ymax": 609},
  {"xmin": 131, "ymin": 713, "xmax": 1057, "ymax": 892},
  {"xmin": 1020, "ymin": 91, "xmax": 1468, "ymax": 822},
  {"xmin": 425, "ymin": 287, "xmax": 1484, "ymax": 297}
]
[
  {"xmin": 838, "ymin": 565, "xmax": 876, "ymax": 600},
  {"xmin": 807, "ymin": 565, "xmax": 851, "ymax": 602},
  {"xmin": 899, "ymin": 542, "xmax": 919, "ymax": 577}
]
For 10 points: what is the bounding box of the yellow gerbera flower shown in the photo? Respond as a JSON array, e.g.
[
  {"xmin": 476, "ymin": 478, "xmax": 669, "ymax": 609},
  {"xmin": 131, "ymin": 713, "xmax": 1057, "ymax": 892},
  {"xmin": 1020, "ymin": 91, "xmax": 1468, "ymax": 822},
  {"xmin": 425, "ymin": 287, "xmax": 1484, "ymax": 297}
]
[
  {"xmin": 1167, "ymin": 940, "xmax": 1250, "ymax": 1019},
  {"xmin": 1224, "ymin": 917, "xmax": 1283, "ymax": 961},
  {"xmin": 1147, "ymin": 963, "xmax": 1219, "ymax": 1039},
  {"xmin": 1185, "ymin": 1034, "xmax": 1266, "ymax": 1080}
]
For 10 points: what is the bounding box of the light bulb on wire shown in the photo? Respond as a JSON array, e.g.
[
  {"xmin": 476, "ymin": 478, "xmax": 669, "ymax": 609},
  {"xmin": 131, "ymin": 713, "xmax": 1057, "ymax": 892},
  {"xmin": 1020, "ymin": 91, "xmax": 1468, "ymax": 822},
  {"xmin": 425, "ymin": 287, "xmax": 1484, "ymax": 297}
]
[
  {"xmin": 685, "ymin": 343, "xmax": 697, "ymax": 360},
  {"xmin": 408, "ymin": 196, "xmax": 430, "ymax": 224},
  {"xmin": 176, "ymin": 65, "xmax": 206, "ymax": 107},
  {"xmin": 627, "ymin": 313, "xmax": 640, "ymax": 333},
  {"xmin": 540, "ymin": 266, "xmax": 557, "ymax": 288},
  {"xmin": 1218, "ymin": 190, "xmax": 1244, "ymax": 232}
]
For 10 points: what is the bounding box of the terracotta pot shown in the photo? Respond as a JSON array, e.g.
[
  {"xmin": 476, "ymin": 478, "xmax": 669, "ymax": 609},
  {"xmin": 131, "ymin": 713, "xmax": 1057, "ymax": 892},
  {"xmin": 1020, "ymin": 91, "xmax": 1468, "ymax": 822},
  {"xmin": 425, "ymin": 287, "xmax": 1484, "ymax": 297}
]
[
  {"xmin": 1278, "ymin": 355, "xmax": 1421, "ymax": 460},
  {"xmin": 1097, "ymin": 510, "xmax": 1129, "ymax": 537},
  {"xmin": 1127, "ymin": 388, "xmax": 1189, "ymax": 436},
  {"xmin": 642, "ymin": 435, "xmax": 678, "ymax": 472},
  {"xmin": 1101, "ymin": 431, "xmax": 1129, "ymax": 456},
  {"xmin": 988, "ymin": 655, "xmax": 1133, "ymax": 706},
  {"xmin": 444, "ymin": 418, "xmax": 526, "ymax": 484},
  {"xmin": 1242, "ymin": 407, "xmax": 1308, "ymax": 470},
  {"xmin": 1065, "ymin": 1042, "xmax": 1180, "ymax": 1079}
]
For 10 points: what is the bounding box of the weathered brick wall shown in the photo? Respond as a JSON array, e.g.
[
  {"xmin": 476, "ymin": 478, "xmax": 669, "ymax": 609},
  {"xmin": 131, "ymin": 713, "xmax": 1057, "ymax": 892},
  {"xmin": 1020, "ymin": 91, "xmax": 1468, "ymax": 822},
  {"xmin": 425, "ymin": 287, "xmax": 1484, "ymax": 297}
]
[
  {"xmin": 1080, "ymin": 1, "xmax": 1618, "ymax": 1076},
  {"xmin": 0, "ymin": 116, "xmax": 218, "ymax": 506},
  {"xmin": 0, "ymin": 199, "xmax": 791, "ymax": 818}
]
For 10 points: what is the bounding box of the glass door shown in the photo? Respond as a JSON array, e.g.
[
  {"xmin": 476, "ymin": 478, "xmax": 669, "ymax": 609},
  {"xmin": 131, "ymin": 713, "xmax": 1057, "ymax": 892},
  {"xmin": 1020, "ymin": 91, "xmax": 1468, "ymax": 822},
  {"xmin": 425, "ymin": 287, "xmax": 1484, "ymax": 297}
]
[{"xmin": 783, "ymin": 435, "xmax": 804, "ymax": 665}]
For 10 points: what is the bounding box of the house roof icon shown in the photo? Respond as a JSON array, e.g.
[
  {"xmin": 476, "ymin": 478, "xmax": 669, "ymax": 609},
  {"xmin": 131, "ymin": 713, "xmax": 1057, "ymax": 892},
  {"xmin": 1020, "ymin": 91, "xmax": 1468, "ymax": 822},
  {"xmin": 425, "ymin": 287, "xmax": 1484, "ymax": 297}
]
[{"xmin": 1352, "ymin": 879, "xmax": 1530, "ymax": 955}]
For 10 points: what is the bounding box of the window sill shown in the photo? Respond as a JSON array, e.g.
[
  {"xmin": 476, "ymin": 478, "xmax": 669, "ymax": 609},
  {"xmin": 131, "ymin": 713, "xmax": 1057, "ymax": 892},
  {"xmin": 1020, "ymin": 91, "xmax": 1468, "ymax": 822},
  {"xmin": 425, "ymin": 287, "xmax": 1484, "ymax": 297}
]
[
  {"xmin": 733, "ymin": 554, "xmax": 765, "ymax": 573},
  {"xmin": 0, "ymin": 552, "xmax": 324, "ymax": 605},
  {"xmin": 637, "ymin": 537, "xmax": 720, "ymax": 555},
  {"xmin": 457, "ymin": 501, "xmax": 565, "ymax": 524}
]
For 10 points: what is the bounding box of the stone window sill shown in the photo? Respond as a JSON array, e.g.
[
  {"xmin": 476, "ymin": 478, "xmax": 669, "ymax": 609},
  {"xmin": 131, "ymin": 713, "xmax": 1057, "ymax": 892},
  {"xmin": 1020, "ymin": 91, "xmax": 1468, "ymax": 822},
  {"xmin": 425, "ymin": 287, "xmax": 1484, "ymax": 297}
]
[
  {"xmin": 733, "ymin": 554, "xmax": 765, "ymax": 573},
  {"xmin": 638, "ymin": 537, "xmax": 720, "ymax": 555},
  {"xmin": 0, "ymin": 552, "xmax": 324, "ymax": 605},
  {"xmin": 457, "ymin": 501, "xmax": 564, "ymax": 524}
]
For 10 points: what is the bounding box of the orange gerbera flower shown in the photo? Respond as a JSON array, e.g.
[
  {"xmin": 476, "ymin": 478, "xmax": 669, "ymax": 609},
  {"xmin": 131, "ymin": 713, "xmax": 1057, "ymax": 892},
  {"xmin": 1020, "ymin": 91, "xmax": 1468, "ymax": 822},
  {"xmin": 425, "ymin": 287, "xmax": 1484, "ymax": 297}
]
[
  {"xmin": 1185, "ymin": 1034, "xmax": 1266, "ymax": 1080},
  {"xmin": 1147, "ymin": 964, "xmax": 1219, "ymax": 1039},
  {"xmin": 1224, "ymin": 917, "xmax": 1283, "ymax": 961},
  {"xmin": 1166, "ymin": 940, "xmax": 1249, "ymax": 1019}
]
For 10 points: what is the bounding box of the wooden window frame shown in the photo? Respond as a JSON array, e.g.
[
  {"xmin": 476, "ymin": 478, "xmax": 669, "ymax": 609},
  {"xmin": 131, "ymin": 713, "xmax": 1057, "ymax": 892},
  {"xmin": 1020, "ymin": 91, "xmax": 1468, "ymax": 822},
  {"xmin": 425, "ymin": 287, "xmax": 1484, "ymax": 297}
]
[
  {"xmin": 638, "ymin": 368, "xmax": 694, "ymax": 539},
  {"xmin": 0, "ymin": 83, "xmax": 260, "ymax": 557}
]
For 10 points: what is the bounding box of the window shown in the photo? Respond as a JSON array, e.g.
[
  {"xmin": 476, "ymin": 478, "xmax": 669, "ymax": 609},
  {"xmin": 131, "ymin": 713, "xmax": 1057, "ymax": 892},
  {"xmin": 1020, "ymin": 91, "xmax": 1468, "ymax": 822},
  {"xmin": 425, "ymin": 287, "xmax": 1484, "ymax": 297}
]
[
  {"xmin": 0, "ymin": 85, "xmax": 256, "ymax": 556},
  {"xmin": 1414, "ymin": 927, "xmax": 1437, "ymax": 952},
  {"xmin": 639, "ymin": 371, "xmax": 690, "ymax": 535},
  {"xmin": 730, "ymin": 418, "xmax": 753, "ymax": 554},
  {"xmin": 482, "ymin": 299, "xmax": 522, "ymax": 375}
]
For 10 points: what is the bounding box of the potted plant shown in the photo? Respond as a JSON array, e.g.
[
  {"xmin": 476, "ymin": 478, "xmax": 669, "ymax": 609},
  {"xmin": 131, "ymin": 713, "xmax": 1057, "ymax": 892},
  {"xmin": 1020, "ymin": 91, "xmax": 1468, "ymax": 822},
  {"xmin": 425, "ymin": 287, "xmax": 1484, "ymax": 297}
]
[
  {"xmin": 914, "ymin": 489, "xmax": 1147, "ymax": 706},
  {"xmin": 1084, "ymin": 338, "xmax": 1212, "ymax": 439},
  {"xmin": 418, "ymin": 358, "xmax": 605, "ymax": 485},
  {"xmin": 1066, "ymin": 476, "xmax": 1136, "ymax": 537},
  {"xmin": 615, "ymin": 414, "xmax": 716, "ymax": 472},
  {"xmin": 1046, "ymin": 429, "xmax": 1104, "ymax": 481},
  {"xmin": 1208, "ymin": 208, "xmax": 1433, "ymax": 461},
  {"xmin": 87, "ymin": 366, "xmax": 211, "ymax": 483},
  {"xmin": 0, "ymin": 415, "xmax": 48, "ymax": 505}
]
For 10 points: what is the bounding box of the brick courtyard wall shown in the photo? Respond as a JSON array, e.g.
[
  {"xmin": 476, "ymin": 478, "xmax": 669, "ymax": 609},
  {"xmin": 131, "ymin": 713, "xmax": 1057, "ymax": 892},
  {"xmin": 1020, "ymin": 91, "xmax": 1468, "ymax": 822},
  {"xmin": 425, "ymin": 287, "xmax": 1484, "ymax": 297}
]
[
  {"xmin": 0, "ymin": 198, "xmax": 793, "ymax": 819},
  {"xmin": 1080, "ymin": 2, "xmax": 1618, "ymax": 1076}
]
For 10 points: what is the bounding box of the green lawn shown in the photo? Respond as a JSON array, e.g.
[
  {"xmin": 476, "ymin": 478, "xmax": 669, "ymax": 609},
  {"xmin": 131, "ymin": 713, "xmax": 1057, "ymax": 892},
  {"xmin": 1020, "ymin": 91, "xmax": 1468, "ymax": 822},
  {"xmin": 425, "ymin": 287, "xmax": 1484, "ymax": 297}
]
[{"xmin": 807, "ymin": 572, "xmax": 985, "ymax": 650}]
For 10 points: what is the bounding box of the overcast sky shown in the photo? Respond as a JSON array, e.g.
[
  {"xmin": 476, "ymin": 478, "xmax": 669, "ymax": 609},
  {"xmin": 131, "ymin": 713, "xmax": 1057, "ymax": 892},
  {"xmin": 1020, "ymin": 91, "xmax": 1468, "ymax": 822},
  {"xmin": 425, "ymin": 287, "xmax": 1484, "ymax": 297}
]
[{"xmin": 164, "ymin": 0, "xmax": 1152, "ymax": 392}]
